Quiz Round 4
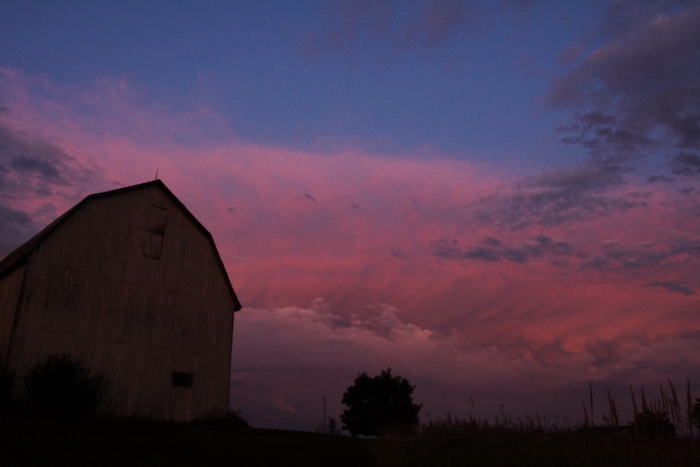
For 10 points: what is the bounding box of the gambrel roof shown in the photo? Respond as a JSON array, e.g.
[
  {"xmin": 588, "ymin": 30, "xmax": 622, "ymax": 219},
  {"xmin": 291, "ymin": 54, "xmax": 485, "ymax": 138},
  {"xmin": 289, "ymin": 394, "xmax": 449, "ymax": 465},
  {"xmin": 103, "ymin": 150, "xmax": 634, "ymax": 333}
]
[{"xmin": 0, "ymin": 180, "xmax": 241, "ymax": 311}]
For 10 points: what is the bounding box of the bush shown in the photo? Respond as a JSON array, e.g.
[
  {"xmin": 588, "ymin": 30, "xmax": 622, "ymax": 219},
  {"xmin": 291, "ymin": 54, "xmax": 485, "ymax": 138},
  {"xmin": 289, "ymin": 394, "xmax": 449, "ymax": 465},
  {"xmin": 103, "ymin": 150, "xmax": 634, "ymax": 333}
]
[
  {"xmin": 225, "ymin": 409, "xmax": 251, "ymax": 427},
  {"xmin": 630, "ymin": 409, "xmax": 677, "ymax": 439},
  {"xmin": 0, "ymin": 363, "xmax": 15, "ymax": 416},
  {"xmin": 692, "ymin": 398, "xmax": 700, "ymax": 433},
  {"xmin": 24, "ymin": 353, "xmax": 107, "ymax": 419},
  {"xmin": 193, "ymin": 409, "xmax": 251, "ymax": 427}
]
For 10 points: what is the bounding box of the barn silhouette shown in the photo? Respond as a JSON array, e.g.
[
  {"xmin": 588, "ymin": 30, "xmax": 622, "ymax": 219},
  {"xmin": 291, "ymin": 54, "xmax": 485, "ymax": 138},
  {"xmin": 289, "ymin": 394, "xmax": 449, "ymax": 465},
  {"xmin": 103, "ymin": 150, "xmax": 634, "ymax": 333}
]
[{"xmin": 0, "ymin": 180, "xmax": 241, "ymax": 421}]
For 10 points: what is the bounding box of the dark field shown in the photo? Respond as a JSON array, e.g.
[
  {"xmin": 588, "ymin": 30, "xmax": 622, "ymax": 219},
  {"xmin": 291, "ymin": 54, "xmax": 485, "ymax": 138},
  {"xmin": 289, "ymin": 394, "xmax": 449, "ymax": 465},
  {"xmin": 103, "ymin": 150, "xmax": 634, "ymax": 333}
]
[
  {"xmin": 1, "ymin": 419, "xmax": 699, "ymax": 467},
  {"xmin": 0, "ymin": 419, "xmax": 373, "ymax": 466}
]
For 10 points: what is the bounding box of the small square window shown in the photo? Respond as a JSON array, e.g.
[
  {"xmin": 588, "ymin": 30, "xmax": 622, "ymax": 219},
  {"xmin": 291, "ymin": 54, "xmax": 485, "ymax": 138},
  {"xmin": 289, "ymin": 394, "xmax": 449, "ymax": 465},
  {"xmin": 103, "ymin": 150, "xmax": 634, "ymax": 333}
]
[{"xmin": 171, "ymin": 371, "xmax": 194, "ymax": 387}]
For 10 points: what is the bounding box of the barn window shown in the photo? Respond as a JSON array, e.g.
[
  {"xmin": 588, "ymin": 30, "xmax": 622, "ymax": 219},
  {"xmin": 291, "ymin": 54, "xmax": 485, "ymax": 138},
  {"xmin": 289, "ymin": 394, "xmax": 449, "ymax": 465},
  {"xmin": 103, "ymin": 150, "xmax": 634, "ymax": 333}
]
[
  {"xmin": 144, "ymin": 205, "xmax": 166, "ymax": 259},
  {"xmin": 147, "ymin": 205, "xmax": 167, "ymax": 233},
  {"xmin": 171, "ymin": 371, "xmax": 194, "ymax": 387}
]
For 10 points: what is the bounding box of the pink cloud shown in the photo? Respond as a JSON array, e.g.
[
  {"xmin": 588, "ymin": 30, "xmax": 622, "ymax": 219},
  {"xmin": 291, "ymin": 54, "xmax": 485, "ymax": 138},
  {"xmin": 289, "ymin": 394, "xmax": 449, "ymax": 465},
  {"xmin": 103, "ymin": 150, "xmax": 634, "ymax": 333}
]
[{"xmin": 1, "ymin": 68, "xmax": 698, "ymax": 431}]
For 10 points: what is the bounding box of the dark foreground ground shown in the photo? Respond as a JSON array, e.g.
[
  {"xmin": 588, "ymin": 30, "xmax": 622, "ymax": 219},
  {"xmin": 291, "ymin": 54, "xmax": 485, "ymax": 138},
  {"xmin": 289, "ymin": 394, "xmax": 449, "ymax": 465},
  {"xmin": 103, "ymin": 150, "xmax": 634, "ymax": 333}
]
[
  {"xmin": 0, "ymin": 419, "xmax": 373, "ymax": 467},
  {"xmin": 1, "ymin": 419, "xmax": 699, "ymax": 466}
]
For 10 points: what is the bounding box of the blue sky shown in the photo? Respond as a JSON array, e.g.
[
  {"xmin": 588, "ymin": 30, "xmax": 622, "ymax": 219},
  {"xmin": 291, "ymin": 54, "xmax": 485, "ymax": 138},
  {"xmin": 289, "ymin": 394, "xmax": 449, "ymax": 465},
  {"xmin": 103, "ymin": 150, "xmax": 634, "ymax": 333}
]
[
  {"xmin": 1, "ymin": 1, "xmax": 602, "ymax": 163},
  {"xmin": 1, "ymin": 1, "xmax": 699, "ymax": 431}
]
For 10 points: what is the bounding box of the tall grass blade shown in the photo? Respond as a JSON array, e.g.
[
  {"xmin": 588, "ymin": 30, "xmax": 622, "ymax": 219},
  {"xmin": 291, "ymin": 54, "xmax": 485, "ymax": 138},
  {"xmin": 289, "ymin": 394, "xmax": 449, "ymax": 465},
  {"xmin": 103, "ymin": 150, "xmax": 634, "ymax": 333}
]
[
  {"xmin": 666, "ymin": 378, "xmax": 681, "ymax": 426},
  {"xmin": 588, "ymin": 381, "xmax": 594, "ymax": 425},
  {"xmin": 630, "ymin": 385, "xmax": 638, "ymax": 428},
  {"xmin": 687, "ymin": 377, "xmax": 694, "ymax": 439},
  {"xmin": 606, "ymin": 390, "xmax": 619, "ymax": 427},
  {"xmin": 668, "ymin": 378, "xmax": 679, "ymax": 408},
  {"xmin": 660, "ymin": 383, "xmax": 668, "ymax": 415}
]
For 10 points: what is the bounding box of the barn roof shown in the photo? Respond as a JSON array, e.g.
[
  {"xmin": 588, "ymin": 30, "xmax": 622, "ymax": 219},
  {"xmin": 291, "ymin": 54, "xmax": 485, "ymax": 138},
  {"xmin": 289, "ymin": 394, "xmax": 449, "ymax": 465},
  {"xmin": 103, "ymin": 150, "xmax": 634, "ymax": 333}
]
[{"xmin": 0, "ymin": 180, "xmax": 242, "ymax": 311}]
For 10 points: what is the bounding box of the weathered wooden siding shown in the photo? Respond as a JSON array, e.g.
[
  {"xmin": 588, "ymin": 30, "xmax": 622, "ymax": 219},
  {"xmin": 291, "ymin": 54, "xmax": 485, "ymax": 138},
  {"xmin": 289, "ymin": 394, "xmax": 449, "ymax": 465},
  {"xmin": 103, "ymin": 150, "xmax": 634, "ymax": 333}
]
[
  {"xmin": 5, "ymin": 183, "xmax": 237, "ymax": 421},
  {"xmin": 0, "ymin": 266, "xmax": 25, "ymax": 364}
]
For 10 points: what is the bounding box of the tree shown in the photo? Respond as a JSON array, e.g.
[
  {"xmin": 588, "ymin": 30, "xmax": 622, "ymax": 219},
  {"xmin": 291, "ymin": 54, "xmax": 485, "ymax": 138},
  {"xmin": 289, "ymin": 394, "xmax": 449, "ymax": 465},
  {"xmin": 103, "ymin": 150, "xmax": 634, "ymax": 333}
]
[
  {"xmin": 340, "ymin": 368, "xmax": 422, "ymax": 437},
  {"xmin": 24, "ymin": 353, "xmax": 107, "ymax": 419}
]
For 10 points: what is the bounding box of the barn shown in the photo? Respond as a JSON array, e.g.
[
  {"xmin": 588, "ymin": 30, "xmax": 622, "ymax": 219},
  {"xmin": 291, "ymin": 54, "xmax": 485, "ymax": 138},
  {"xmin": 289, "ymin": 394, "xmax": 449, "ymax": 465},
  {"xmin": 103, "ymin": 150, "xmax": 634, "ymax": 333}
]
[{"xmin": 0, "ymin": 180, "xmax": 242, "ymax": 421}]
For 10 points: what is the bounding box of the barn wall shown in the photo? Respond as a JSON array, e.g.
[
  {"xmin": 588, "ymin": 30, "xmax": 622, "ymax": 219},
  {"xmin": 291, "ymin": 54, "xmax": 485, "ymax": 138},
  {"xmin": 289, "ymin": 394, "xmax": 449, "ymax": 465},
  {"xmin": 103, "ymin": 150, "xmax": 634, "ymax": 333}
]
[
  {"xmin": 8, "ymin": 184, "xmax": 236, "ymax": 420},
  {"xmin": 0, "ymin": 266, "xmax": 25, "ymax": 364},
  {"xmin": 9, "ymin": 323, "xmax": 232, "ymax": 420}
]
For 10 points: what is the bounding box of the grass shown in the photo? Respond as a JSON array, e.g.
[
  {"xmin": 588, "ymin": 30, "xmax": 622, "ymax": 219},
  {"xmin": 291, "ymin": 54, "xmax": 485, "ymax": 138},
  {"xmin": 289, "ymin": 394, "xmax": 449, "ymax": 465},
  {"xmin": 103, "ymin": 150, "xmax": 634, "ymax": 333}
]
[
  {"xmin": 374, "ymin": 416, "xmax": 700, "ymax": 467},
  {"xmin": 370, "ymin": 378, "xmax": 700, "ymax": 467},
  {"xmin": 2, "ymin": 378, "xmax": 698, "ymax": 466},
  {"xmin": 2, "ymin": 416, "xmax": 698, "ymax": 467}
]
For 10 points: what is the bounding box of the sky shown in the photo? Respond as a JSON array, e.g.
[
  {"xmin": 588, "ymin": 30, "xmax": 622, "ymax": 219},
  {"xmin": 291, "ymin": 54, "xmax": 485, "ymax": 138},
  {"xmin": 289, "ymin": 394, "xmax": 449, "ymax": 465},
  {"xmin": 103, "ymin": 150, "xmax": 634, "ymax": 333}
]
[{"xmin": 0, "ymin": 0, "xmax": 699, "ymax": 432}]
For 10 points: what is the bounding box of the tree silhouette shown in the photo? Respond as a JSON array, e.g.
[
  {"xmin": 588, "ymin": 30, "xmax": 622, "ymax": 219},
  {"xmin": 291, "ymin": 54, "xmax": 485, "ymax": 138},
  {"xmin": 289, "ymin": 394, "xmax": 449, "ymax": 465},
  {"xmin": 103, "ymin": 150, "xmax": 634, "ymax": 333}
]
[{"xmin": 340, "ymin": 368, "xmax": 422, "ymax": 437}]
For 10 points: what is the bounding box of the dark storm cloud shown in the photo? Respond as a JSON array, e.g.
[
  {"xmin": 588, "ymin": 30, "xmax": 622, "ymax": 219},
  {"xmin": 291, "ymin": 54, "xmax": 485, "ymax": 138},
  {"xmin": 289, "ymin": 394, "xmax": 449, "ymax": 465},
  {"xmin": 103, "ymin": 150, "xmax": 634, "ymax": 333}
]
[
  {"xmin": 406, "ymin": 0, "xmax": 485, "ymax": 47},
  {"xmin": 641, "ymin": 281, "xmax": 694, "ymax": 296},
  {"xmin": 557, "ymin": 111, "xmax": 654, "ymax": 166},
  {"xmin": 646, "ymin": 174, "xmax": 675, "ymax": 183},
  {"xmin": 436, "ymin": 233, "xmax": 700, "ymax": 277},
  {"xmin": 463, "ymin": 3, "xmax": 699, "ymax": 233},
  {"xmin": 579, "ymin": 237, "xmax": 700, "ymax": 271},
  {"xmin": 546, "ymin": 3, "xmax": 700, "ymax": 174},
  {"xmin": 547, "ymin": 3, "xmax": 700, "ymax": 110},
  {"xmin": 0, "ymin": 120, "xmax": 103, "ymax": 256},
  {"xmin": 0, "ymin": 123, "xmax": 73, "ymax": 187},
  {"xmin": 432, "ymin": 235, "xmax": 573, "ymax": 264},
  {"xmin": 467, "ymin": 163, "xmax": 646, "ymax": 231},
  {"xmin": 304, "ymin": 0, "xmax": 488, "ymax": 57},
  {"xmin": 520, "ymin": 163, "xmax": 625, "ymax": 192},
  {"xmin": 0, "ymin": 204, "xmax": 37, "ymax": 256},
  {"xmin": 603, "ymin": 243, "xmax": 671, "ymax": 269},
  {"xmin": 389, "ymin": 248, "xmax": 409, "ymax": 259},
  {"xmin": 671, "ymin": 152, "xmax": 700, "ymax": 176},
  {"xmin": 598, "ymin": 0, "xmax": 696, "ymax": 37}
]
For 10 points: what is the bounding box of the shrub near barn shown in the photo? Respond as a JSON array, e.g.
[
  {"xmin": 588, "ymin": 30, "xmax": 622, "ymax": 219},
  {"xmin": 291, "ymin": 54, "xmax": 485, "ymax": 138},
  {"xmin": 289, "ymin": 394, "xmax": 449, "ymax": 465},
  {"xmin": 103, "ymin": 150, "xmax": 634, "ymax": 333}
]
[
  {"xmin": 24, "ymin": 353, "xmax": 107, "ymax": 419},
  {"xmin": 0, "ymin": 363, "xmax": 14, "ymax": 416}
]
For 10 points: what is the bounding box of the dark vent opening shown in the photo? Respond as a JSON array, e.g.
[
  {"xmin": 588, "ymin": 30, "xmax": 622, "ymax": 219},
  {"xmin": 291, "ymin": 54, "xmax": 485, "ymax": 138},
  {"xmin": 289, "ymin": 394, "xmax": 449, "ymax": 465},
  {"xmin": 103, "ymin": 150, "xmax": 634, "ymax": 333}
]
[
  {"xmin": 143, "ymin": 233, "xmax": 163, "ymax": 259},
  {"xmin": 147, "ymin": 205, "xmax": 167, "ymax": 233},
  {"xmin": 171, "ymin": 371, "xmax": 194, "ymax": 387}
]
